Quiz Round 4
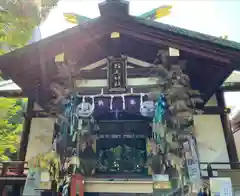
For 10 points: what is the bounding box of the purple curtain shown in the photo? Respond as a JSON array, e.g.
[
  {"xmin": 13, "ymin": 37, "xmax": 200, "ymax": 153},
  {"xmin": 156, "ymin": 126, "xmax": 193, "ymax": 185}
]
[
  {"xmin": 125, "ymin": 95, "xmax": 141, "ymax": 114},
  {"xmin": 94, "ymin": 96, "xmax": 111, "ymax": 115}
]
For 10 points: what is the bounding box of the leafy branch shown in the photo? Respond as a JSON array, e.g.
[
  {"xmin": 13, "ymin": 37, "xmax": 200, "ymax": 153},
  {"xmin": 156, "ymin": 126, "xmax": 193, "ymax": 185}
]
[
  {"xmin": 0, "ymin": 0, "xmax": 59, "ymax": 55},
  {"xmin": 0, "ymin": 98, "xmax": 26, "ymax": 160}
]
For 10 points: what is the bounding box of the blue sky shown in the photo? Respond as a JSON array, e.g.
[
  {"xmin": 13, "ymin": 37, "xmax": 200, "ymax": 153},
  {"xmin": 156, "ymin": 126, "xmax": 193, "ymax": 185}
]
[{"xmin": 40, "ymin": 0, "xmax": 240, "ymax": 43}]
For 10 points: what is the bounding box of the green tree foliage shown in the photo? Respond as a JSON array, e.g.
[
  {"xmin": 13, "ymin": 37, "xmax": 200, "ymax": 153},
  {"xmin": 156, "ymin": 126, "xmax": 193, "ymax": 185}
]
[
  {"xmin": 40, "ymin": 0, "xmax": 59, "ymax": 21},
  {"xmin": 0, "ymin": 98, "xmax": 27, "ymax": 160},
  {"xmin": 0, "ymin": 0, "xmax": 59, "ymax": 55},
  {"xmin": 0, "ymin": 1, "xmax": 40, "ymax": 54},
  {"xmin": 0, "ymin": 0, "xmax": 59, "ymax": 160}
]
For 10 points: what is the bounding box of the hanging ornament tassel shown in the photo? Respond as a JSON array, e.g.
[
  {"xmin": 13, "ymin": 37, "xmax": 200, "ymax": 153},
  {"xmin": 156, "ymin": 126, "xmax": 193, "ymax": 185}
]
[
  {"xmin": 152, "ymin": 122, "xmax": 157, "ymax": 141},
  {"xmin": 140, "ymin": 93, "xmax": 144, "ymax": 108},
  {"xmin": 72, "ymin": 131, "xmax": 77, "ymax": 142},
  {"xmin": 122, "ymin": 94, "xmax": 125, "ymax": 110},
  {"xmin": 70, "ymin": 101, "xmax": 74, "ymax": 136},
  {"xmin": 110, "ymin": 95, "xmax": 113, "ymax": 110},
  {"xmin": 82, "ymin": 96, "xmax": 86, "ymax": 108}
]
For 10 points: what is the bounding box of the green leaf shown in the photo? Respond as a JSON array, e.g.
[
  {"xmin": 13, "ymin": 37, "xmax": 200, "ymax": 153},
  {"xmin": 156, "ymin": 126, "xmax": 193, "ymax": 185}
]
[
  {"xmin": 0, "ymin": 0, "xmax": 59, "ymax": 55},
  {"xmin": 0, "ymin": 1, "xmax": 39, "ymax": 54},
  {"xmin": 0, "ymin": 98, "xmax": 27, "ymax": 160}
]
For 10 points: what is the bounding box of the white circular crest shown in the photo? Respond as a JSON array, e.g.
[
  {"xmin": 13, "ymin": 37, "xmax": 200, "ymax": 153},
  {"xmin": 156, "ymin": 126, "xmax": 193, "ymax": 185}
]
[
  {"xmin": 140, "ymin": 101, "xmax": 155, "ymax": 117},
  {"xmin": 76, "ymin": 102, "xmax": 94, "ymax": 117}
]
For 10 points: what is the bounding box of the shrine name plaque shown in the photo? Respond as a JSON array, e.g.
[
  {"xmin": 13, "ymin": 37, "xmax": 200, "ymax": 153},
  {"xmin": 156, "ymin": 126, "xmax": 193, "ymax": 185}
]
[{"xmin": 107, "ymin": 56, "xmax": 127, "ymax": 92}]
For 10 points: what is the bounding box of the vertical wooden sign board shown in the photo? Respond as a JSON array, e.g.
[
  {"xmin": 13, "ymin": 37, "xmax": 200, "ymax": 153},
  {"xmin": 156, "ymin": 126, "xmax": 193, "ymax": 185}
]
[
  {"xmin": 70, "ymin": 174, "xmax": 84, "ymax": 196},
  {"xmin": 107, "ymin": 56, "xmax": 127, "ymax": 92}
]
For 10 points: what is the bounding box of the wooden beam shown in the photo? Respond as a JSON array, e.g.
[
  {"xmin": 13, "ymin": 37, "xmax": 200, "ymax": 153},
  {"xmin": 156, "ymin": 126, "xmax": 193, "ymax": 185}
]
[
  {"xmin": 62, "ymin": 86, "xmax": 156, "ymax": 96},
  {"xmin": 76, "ymin": 56, "xmax": 180, "ymax": 80},
  {"xmin": 32, "ymin": 111, "xmax": 53, "ymax": 118},
  {"xmin": 221, "ymin": 83, "xmax": 240, "ymax": 91},
  {"xmin": 126, "ymin": 56, "xmax": 153, "ymax": 67},
  {"xmin": 32, "ymin": 106, "xmax": 230, "ymax": 118},
  {"xmin": 75, "ymin": 77, "xmax": 157, "ymax": 88},
  {"xmin": 0, "ymin": 91, "xmax": 23, "ymax": 97},
  {"xmin": 80, "ymin": 58, "xmax": 107, "ymax": 71},
  {"xmin": 203, "ymin": 106, "xmax": 230, "ymax": 114},
  {"xmin": 79, "ymin": 56, "xmax": 153, "ymax": 69}
]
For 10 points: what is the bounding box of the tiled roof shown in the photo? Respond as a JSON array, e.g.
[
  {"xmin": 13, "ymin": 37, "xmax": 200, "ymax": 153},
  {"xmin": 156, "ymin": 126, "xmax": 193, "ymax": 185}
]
[{"xmin": 134, "ymin": 17, "xmax": 240, "ymax": 51}]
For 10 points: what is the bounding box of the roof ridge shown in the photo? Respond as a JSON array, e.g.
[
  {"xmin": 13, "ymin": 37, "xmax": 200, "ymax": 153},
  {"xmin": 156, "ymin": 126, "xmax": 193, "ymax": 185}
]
[{"xmin": 133, "ymin": 16, "xmax": 240, "ymax": 51}]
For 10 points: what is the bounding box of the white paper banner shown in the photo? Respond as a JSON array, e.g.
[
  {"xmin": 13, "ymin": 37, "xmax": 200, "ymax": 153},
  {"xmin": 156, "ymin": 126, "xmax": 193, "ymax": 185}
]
[
  {"xmin": 22, "ymin": 167, "xmax": 41, "ymax": 196},
  {"xmin": 210, "ymin": 177, "xmax": 233, "ymax": 196},
  {"xmin": 186, "ymin": 137, "xmax": 201, "ymax": 183}
]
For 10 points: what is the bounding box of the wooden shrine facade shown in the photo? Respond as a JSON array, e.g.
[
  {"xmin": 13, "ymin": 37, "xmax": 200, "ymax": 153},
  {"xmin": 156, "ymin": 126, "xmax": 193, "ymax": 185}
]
[
  {"xmin": 0, "ymin": 3, "xmax": 240, "ymax": 111},
  {"xmin": 0, "ymin": 0, "xmax": 239, "ymax": 180}
]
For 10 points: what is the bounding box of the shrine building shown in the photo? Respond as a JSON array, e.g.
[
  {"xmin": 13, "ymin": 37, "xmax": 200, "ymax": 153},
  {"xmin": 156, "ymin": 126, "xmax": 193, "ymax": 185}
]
[{"xmin": 0, "ymin": 0, "xmax": 240, "ymax": 195}]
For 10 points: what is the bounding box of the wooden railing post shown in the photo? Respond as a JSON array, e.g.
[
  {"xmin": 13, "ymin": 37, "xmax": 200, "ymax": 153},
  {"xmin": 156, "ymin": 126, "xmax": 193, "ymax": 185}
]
[{"xmin": 207, "ymin": 163, "xmax": 213, "ymax": 178}]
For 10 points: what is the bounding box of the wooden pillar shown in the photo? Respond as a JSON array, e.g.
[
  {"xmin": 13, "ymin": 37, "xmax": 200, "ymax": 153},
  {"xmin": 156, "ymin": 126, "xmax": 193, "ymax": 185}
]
[
  {"xmin": 70, "ymin": 174, "xmax": 84, "ymax": 196},
  {"xmin": 18, "ymin": 98, "xmax": 34, "ymax": 162},
  {"xmin": 13, "ymin": 99, "xmax": 34, "ymax": 196},
  {"xmin": 216, "ymin": 90, "xmax": 239, "ymax": 168}
]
